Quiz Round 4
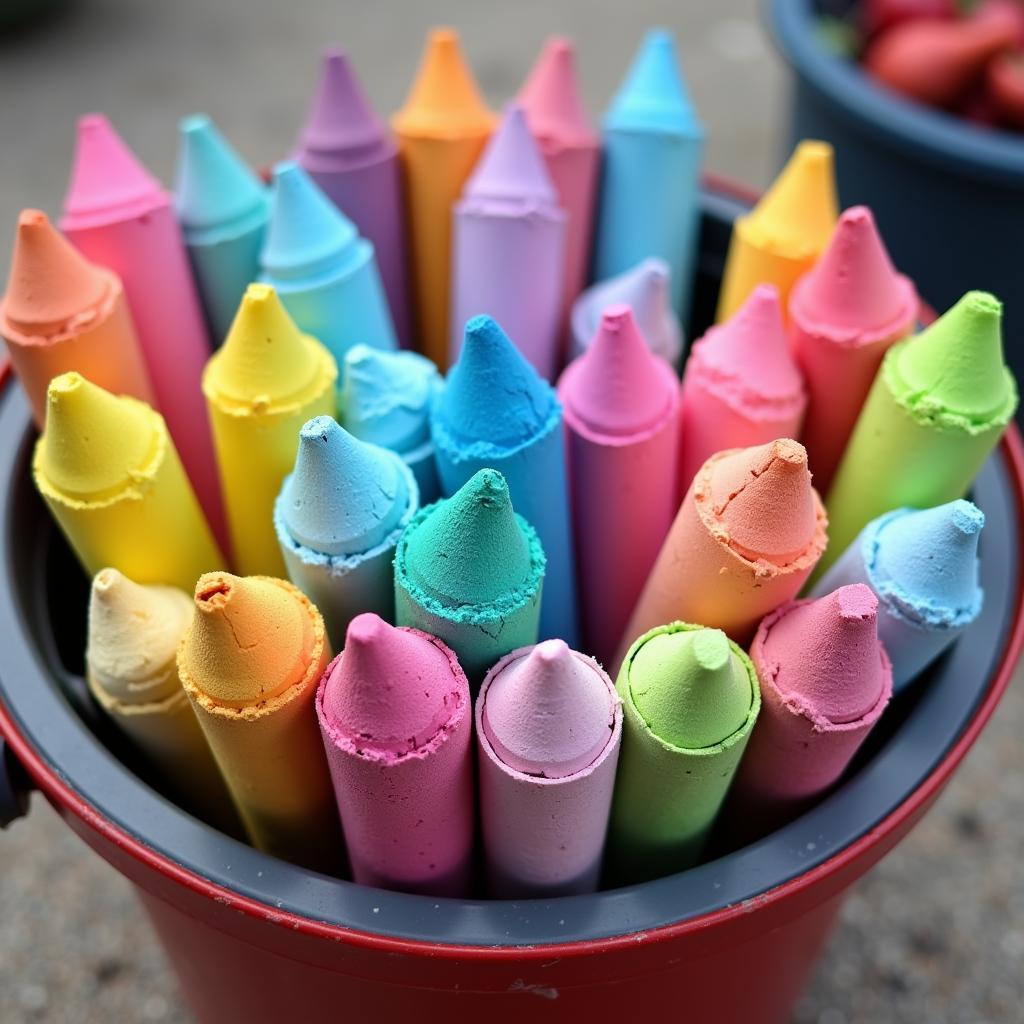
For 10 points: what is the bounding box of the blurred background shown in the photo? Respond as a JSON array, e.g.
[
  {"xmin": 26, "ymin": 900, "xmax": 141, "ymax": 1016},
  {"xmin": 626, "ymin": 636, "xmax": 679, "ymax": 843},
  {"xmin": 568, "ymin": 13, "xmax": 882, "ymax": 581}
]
[{"xmin": 0, "ymin": 1, "xmax": 1021, "ymax": 1021}]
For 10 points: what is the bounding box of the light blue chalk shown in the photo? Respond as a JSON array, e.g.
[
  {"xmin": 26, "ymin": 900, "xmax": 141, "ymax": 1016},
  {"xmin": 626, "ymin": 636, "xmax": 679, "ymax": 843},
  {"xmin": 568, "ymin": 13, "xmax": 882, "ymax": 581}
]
[
  {"xmin": 274, "ymin": 415, "xmax": 418, "ymax": 649},
  {"xmin": 431, "ymin": 315, "xmax": 578, "ymax": 646},
  {"xmin": 592, "ymin": 30, "xmax": 705, "ymax": 323},
  {"xmin": 260, "ymin": 162, "xmax": 397, "ymax": 365},
  {"xmin": 339, "ymin": 343, "xmax": 442, "ymax": 504},
  {"xmin": 811, "ymin": 499, "xmax": 985, "ymax": 692},
  {"xmin": 175, "ymin": 114, "xmax": 270, "ymax": 343}
]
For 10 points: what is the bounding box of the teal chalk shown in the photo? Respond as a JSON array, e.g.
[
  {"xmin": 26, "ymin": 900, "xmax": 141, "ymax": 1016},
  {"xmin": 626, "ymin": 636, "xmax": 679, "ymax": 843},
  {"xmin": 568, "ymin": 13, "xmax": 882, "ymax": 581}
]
[
  {"xmin": 274, "ymin": 416, "xmax": 418, "ymax": 649},
  {"xmin": 432, "ymin": 315, "xmax": 578, "ymax": 645},
  {"xmin": 394, "ymin": 468, "xmax": 545, "ymax": 688},
  {"xmin": 175, "ymin": 114, "xmax": 270, "ymax": 342},
  {"xmin": 592, "ymin": 30, "xmax": 705, "ymax": 321},
  {"xmin": 261, "ymin": 161, "xmax": 397, "ymax": 364},
  {"xmin": 340, "ymin": 343, "xmax": 443, "ymax": 503}
]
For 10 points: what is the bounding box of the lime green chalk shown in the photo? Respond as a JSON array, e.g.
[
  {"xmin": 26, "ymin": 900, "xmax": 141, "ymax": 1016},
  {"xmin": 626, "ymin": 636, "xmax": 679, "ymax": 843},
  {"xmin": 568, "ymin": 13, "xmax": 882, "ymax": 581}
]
[
  {"xmin": 821, "ymin": 291, "xmax": 1017, "ymax": 576},
  {"xmin": 606, "ymin": 622, "xmax": 760, "ymax": 884}
]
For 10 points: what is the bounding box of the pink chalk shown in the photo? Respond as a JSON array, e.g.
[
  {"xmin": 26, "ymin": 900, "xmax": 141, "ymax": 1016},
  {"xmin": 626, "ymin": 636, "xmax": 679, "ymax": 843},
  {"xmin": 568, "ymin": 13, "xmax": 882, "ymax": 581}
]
[
  {"xmin": 728, "ymin": 584, "xmax": 892, "ymax": 839},
  {"xmin": 450, "ymin": 105, "xmax": 567, "ymax": 379},
  {"xmin": 476, "ymin": 640, "xmax": 622, "ymax": 897},
  {"xmin": 519, "ymin": 37, "xmax": 600, "ymax": 337},
  {"xmin": 789, "ymin": 206, "xmax": 918, "ymax": 491},
  {"xmin": 61, "ymin": 115, "xmax": 226, "ymax": 550},
  {"xmin": 295, "ymin": 48, "xmax": 413, "ymax": 345},
  {"xmin": 558, "ymin": 304, "xmax": 681, "ymax": 667},
  {"xmin": 315, "ymin": 613, "xmax": 474, "ymax": 897},
  {"xmin": 679, "ymin": 284, "xmax": 806, "ymax": 495}
]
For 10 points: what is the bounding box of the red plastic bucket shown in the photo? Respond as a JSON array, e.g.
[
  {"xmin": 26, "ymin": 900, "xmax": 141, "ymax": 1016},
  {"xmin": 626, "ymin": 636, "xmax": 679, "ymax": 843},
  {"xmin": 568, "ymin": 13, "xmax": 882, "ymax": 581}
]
[{"xmin": 1, "ymin": 185, "xmax": 1021, "ymax": 1024}]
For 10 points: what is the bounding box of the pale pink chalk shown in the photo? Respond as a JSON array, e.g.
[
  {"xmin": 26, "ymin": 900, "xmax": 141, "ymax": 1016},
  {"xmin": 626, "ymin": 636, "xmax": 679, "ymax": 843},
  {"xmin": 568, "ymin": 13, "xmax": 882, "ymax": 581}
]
[
  {"xmin": 61, "ymin": 115, "xmax": 226, "ymax": 551},
  {"xmin": 315, "ymin": 613, "xmax": 474, "ymax": 896},
  {"xmin": 557, "ymin": 304, "xmax": 681, "ymax": 668},
  {"xmin": 476, "ymin": 640, "xmax": 622, "ymax": 897},
  {"xmin": 728, "ymin": 584, "xmax": 892, "ymax": 840},
  {"xmin": 679, "ymin": 284, "xmax": 806, "ymax": 496}
]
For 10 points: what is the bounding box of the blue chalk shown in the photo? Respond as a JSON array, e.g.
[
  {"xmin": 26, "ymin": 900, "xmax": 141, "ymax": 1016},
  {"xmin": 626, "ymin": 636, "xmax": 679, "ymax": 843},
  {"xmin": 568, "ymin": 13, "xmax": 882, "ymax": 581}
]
[
  {"xmin": 339, "ymin": 344, "xmax": 442, "ymax": 504},
  {"xmin": 592, "ymin": 30, "xmax": 705, "ymax": 322},
  {"xmin": 175, "ymin": 114, "xmax": 270, "ymax": 343},
  {"xmin": 261, "ymin": 162, "xmax": 397, "ymax": 365},
  {"xmin": 432, "ymin": 315, "xmax": 579, "ymax": 646}
]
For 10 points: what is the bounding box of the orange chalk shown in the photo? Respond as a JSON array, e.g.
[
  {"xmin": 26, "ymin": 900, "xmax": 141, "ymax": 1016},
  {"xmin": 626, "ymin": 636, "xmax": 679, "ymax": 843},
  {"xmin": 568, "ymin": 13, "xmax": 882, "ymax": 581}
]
[{"xmin": 1, "ymin": 210, "xmax": 154, "ymax": 426}]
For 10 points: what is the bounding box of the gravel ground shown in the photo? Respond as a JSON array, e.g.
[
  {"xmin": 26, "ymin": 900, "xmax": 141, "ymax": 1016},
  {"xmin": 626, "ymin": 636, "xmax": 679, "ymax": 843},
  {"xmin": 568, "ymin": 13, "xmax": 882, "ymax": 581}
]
[{"xmin": 1, "ymin": 1, "xmax": 1022, "ymax": 1022}]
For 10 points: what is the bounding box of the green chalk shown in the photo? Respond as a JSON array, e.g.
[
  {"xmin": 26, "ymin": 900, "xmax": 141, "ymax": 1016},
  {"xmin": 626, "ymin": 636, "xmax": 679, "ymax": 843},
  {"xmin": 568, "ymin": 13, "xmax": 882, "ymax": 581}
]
[
  {"xmin": 820, "ymin": 291, "xmax": 1017, "ymax": 576},
  {"xmin": 394, "ymin": 468, "xmax": 545, "ymax": 687},
  {"xmin": 606, "ymin": 622, "xmax": 760, "ymax": 884}
]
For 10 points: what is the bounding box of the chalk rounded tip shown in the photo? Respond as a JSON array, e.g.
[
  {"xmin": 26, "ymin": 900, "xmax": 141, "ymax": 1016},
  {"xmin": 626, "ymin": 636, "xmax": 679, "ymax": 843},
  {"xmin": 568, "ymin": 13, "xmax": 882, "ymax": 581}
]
[
  {"xmin": 834, "ymin": 583, "xmax": 878, "ymax": 623},
  {"xmin": 47, "ymin": 370, "xmax": 84, "ymax": 399},
  {"xmin": 950, "ymin": 498, "xmax": 986, "ymax": 537},
  {"xmin": 769, "ymin": 437, "xmax": 808, "ymax": 468},
  {"xmin": 599, "ymin": 303, "xmax": 634, "ymax": 329},
  {"xmin": 345, "ymin": 610, "xmax": 391, "ymax": 649},
  {"xmin": 194, "ymin": 571, "xmax": 239, "ymax": 611},
  {"xmin": 691, "ymin": 628, "xmax": 731, "ymax": 672},
  {"xmin": 466, "ymin": 466, "xmax": 510, "ymax": 503},
  {"xmin": 179, "ymin": 112, "xmax": 211, "ymax": 136},
  {"xmin": 794, "ymin": 139, "xmax": 833, "ymax": 166},
  {"xmin": 298, "ymin": 414, "xmax": 337, "ymax": 444},
  {"xmin": 964, "ymin": 290, "xmax": 1002, "ymax": 319}
]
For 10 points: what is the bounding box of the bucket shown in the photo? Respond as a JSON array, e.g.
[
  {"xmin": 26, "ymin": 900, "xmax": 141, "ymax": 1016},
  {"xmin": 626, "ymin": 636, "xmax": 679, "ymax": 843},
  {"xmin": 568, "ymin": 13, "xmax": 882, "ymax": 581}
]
[
  {"xmin": 765, "ymin": 0, "xmax": 1024, "ymax": 407},
  {"xmin": 0, "ymin": 185, "xmax": 1021, "ymax": 1024}
]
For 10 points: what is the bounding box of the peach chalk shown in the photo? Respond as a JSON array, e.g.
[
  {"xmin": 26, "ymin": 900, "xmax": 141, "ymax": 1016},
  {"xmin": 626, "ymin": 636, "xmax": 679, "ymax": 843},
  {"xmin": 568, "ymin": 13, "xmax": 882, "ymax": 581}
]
[
  {"xmin": 316, "ymin": 614, "xmax": 474, "ymax": 896},
  {"xmin": 178, "ymin": 573, "xmax": 342, "ymax": 871},
  {"xmin": 619, "ymin": 439, "xmax": 828, "ymax": 665},
  {"xmin": 557, "ymin": 304, "xmax": 681, "ymax": 667},
  {"xmin": 1, "ymin": 210, "xmax": 154, "ymax": 426},
  {"xmin": 679, "ymin": 284, "xmax": 806, "ymax": 496},
  {"xmin": 789, "ymin": 206, "xmax": 918, "ymax": 491}
]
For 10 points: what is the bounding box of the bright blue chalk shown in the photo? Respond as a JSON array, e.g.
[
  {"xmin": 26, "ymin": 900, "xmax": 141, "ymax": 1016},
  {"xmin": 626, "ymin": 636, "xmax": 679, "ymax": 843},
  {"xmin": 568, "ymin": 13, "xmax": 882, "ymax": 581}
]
[
  {"xmin": 811, "ymin": 499, "xmax": 985, "ymax": 692},
  {"xmin": 261, "ymin": 162, "xmax": 397, "ymax": 364},
  {"xmin": 340, "ymin": 344, "xmax": 442, "ymax": 503},
  {"xmin": 432, "ymin": 315, "xmax": 579, "ymax": 646},
  {"xmin": 175, "ymin": 114, "xmax": 270, "ymax": 342},
  {"xmin": 592, "ymin": 30, "xmax": 705, "ymax": 322},
  {"xmin": 274, "ymin": 415, "xmax": 418, "ymax": 648}
]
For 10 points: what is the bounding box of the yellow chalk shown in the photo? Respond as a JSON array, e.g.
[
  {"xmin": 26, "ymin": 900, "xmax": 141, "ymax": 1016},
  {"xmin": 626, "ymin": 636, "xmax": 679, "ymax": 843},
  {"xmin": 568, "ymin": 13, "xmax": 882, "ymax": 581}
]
[
  {"xmin": 716, "ymin": 140, "xmax": 838, "ymax": 324},
  {"xmin": 392, "ymin": 28, "xmax": 494, "ymax": 368},
  {"xmin": 33, "ymin": 372, "xmax": 223, "ymax": 591},
  {"xmin": 203, "ymin": 283, "xmax": 337, "ymax": 576}
]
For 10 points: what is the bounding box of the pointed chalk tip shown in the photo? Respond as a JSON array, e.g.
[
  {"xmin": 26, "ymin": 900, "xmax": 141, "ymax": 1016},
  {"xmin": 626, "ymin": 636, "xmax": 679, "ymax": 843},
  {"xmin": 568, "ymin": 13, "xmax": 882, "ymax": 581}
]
[
  {"xmin": 299, "ymin": 46, "xmax": 385, "ymax": 155},
  {"xmin": 518, "ymin": 36, "xmax": 594, "ymax": 142},
  {"xmin": 690, "ymin": 627, "xmax": 731, "ymax": 672},
  {"xmin": 463, "ymin": 466, "xmax": 511, "ymax": 505},
  {"xmin": 833, "ymin": 583, "xmax": 879, "ymax": 623},
  {"xmin": 63, "ymin": 114, "xmax": 163, "ymax": 222},
  {"xmin": 948, "ymin": 498, "xmax": 986, "ymax": 538},
  {"xmin": 345, "ymin": 609, "xmax": 393, "ymax": 650},
  {"xmin": 463, "ymin": 103, "xmax": 557, "ymax": 204}
]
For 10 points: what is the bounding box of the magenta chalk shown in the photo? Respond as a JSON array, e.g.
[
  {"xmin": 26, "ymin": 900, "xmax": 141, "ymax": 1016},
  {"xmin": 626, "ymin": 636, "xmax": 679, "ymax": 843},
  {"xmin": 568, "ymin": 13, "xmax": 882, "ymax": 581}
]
[
  {"xmin": 315, "ymin": 613, "xmax": 474, "ymax": 897},
  {"xmin": 557, "ymin": 304, "xmax": 681, "ymax": 667},
  {"xmin": 476, "ymin": 640, "xmax": 622, "ymax": 897},
  {"xmin": 728, "ymin": 585, "xmax": 892, "ymax": 839},
  {"xmin": 61, "ymin": 114, "xmax": 226, "ymax": 550}
]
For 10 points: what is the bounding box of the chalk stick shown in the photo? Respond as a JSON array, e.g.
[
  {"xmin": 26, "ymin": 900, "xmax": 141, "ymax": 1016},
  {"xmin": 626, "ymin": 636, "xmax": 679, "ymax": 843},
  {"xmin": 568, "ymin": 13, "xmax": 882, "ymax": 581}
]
[
  {"xmin": 203, "ymin": 283, "xmax": 337, "ymax": 577},
  {"xmin": 679, "ymin": 284, "xmax": 806, "ymax": 495},
  {"xmin": 476, "ymin": 640, "xmax": 622, "ymax": 897},
  {"xmin": 592, "ymin": 30, "xmax": 705, "ymax": 321},
  {"xmin": 821, "ymin": 291, "xmax": 1017, "ymax": 575},
  {"xmin": 316, "ymin": 613, "xmax": 473, "ymax": 896},
  {"xmin": 450, "ymin": 104, "xmax": 567, "ymax": 380},
  {"xmin": 295, "ymin": 47, "xmax": 413, "ymax": 344},
  {"xmin": 606, "ymin": 623, "xmax": 760, "ymax": 883},
  {"xmin": 175, "ymin": 114, "xmax": 270, "ymax": 344},
  {"xmin": 394, "ymin": 468, "xmax": 545, "ymax": 688},
  {"xmin": 392, "ymin": 29, "xmax": 495, "ymax": 367},
  {"xmin": 85, "ymin": 568, "xmax": 238, "ymax": 831},
  {"xmin": 727, "ymin": 585, "xmax": 892, "ymax": 840},
  {"xmin": 789, "ymin": 206, "xmax": 918, "ymax": 492},
  {"xmin": 33, "ymin": 373, "xmax": 223, "ymax": 591},
  {"xmin": 518, "ymin": 37, "xmax": 600, "ymax": 334},
  {"xmin": 339, "ymin": 343, "xmax": 442, "ymax": 504},
  {"xmin": 557, "ymin": 305, "xmax": 680, "ymax": 667},
  {"xmin": 812, "ymin": 500, "xmax": 985, "ymax": 691},
  {"xmin": 261, "ymin": 161, "xmax": 397, "ymax": 366},
  {"xmin": 716, "ymin": 140, "xmax": 838, "ymax": 324},
  {"xmin": 569, "ymin": 256, "xmax": 684, "ymax": 368},
  {"xmin": 1, "ymin": 210, "xmax": 154, "ymax": 426},
  {"xmin": 433, "ymin": 315, "xmax": 578, "ymax": 645},
  {"xmin": 620, "ymin": 439, "xmax": 828, "ymax": 664},
  {"xmin": 178, "ymin": 572, "xmax": 342, "ymax": 871},
  {"xmin": 274, "ymin": 416, "xmax": 418, "ymax": 650},
  {"xmin": 61, "ymin": 114, "xmax": 225, "ymax": 546}
]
